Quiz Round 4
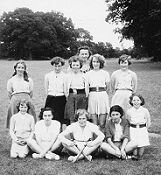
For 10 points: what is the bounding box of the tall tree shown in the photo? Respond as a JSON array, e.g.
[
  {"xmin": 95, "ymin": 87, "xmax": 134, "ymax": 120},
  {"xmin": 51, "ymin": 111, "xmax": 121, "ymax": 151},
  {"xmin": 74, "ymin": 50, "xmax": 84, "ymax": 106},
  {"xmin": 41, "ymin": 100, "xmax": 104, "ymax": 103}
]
[
  {"xmin": 105, "ymin": 0, "xmax": 161, "ymax": 61},
  {"xmin": 0, "ymin": 8, "xmax": 78, "ymax": 59}
]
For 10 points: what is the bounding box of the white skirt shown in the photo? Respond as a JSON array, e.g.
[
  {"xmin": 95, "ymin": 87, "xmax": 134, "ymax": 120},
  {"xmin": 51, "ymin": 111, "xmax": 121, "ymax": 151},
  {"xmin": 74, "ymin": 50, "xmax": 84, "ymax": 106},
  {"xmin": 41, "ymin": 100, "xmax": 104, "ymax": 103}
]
[
  {"xmin": 111, "ymin": 90, "xmax": 132, "ymax": 113},
  {"xmin": 130, "ymin": 127, "xmax": 150, "ymax": 147},
  {"xmin": 11, "ymin": 141, "xmax": 29, "ymax": 156},
  {"xmin": 88, "ymin": 91, "xmax": 109, "ymax": 115}
]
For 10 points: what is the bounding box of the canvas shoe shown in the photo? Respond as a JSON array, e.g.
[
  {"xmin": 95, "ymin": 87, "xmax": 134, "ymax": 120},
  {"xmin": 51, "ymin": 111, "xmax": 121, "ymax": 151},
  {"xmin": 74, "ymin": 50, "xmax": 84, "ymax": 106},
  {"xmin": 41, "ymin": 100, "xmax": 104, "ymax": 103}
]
[
  {"xmin": 45, "ymin": 152, "xmax": 60, "ymax": 160},
  {"xmin": 32, "ymin": 153, "xmax": 42, "ymax": 159}
]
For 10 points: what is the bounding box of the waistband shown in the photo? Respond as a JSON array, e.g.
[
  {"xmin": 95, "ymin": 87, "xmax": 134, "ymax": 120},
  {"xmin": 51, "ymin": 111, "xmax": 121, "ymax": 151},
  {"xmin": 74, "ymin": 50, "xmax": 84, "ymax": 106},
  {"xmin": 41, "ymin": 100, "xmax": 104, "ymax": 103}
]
[
  {"xmin": 89, "ymin": 87, "xmax": 106, "ymax": 92},
  {"xmin": 12, "ymin": 92, "xmax": 30, "ymax": 96},
  {"xmin": 69, "ymin": 88, "xmax": 85, "ymax": 94},
  {"xmin": 130, "ymin": 123, "xmax": 146, "ymax": 128},
  {"xmin": 116, "ymin": 88, "xmax": 133, "ymax": 91}
]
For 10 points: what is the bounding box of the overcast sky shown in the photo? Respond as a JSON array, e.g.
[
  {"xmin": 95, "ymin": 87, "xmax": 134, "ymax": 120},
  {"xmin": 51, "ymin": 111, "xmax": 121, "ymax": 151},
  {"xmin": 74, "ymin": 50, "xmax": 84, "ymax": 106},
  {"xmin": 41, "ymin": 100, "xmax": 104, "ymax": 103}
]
[{"xmin": 0, "ymin": 0, "xmax": 134, "ymax": 49}]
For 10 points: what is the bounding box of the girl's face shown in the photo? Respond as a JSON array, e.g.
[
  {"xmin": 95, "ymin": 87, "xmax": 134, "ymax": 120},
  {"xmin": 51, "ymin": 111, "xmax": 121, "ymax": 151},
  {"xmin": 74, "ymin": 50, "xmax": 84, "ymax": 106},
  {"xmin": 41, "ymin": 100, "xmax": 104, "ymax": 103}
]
[
  {"xmin": 19, "ymin": 103, "xmax": 28, "ymax": 114},
  {"xmin": 111, "ymin": 111, "xmax": 121, "ymax": 124},
  {"xmin": 16, "ymin": 63, "xmax": 25, "ymax": 75},
  {"xmin": 54, "ymin": 62, "xmax": 62, "ymax": 73},
  {"xmin": 71, "ymin": 61, "xmax": 81, "ymax": 73},
  {"xmin": 78, "ymin": 114, "xmax": 87, "ymax": 127},
  {"xmin": 120, "ymin": 60, "xmax": 128, "ymax": 70},
  {"xmin": 43, "ymin": 110, "xmax": 53, "ymax": 123},
  {"xmin": 92, "ymin": 57, "xmax": 100, "ymax": 70},
  {"xmin": 79, "ymin": 49, "xmax": 89, "ymax": 62},
  {"xmin": 132, "ymin": 96, "xmax": 142, "ymax": 109}
]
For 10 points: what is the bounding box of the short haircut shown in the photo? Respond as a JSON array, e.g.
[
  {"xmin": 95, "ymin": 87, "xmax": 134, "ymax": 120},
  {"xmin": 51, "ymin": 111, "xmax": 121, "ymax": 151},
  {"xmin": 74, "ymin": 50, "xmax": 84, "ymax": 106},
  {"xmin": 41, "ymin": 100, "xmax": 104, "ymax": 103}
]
[
  {"xmin": 50, "ymin": 56, "xmax": 65, "ymax": 66},
  {"xmin": 74, "ymin": 109, "xmax": 90, "ymax": 121},
  {"xmin": 38, "ymin": 107, "xmax": 54, "ymax": 120},
  {"xmin": 118, "ymin": 54, "xmax": 132, "ymax": 65},
  {"xmin": 16, "ymin": 99, "xmax": 30, "ymax": 112},
  {"xmin": 109, "ymin": 105, "xmax": 124, "ymax": 118},
  {"xmin": 89, "ymin": 54, "xmax": 105, "ymax": 69},
  {"xmin": 68, "ymin": 55, "xmax": 83, "ymax": 68},
  {"xmin": 77, "ymin": 46, "xmax": 92, "ymax": 58},
  {"xmin": 129, "ymin": 94, "xmax": 145, "ymax": 106}
]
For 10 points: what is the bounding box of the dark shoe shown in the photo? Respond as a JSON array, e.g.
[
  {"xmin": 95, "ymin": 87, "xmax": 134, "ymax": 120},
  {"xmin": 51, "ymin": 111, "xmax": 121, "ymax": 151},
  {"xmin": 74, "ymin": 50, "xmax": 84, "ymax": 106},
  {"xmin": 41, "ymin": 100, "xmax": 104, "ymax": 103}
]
[{"xmin": 131, "ymin": 155, "xmax": 139, "ymax": 161}]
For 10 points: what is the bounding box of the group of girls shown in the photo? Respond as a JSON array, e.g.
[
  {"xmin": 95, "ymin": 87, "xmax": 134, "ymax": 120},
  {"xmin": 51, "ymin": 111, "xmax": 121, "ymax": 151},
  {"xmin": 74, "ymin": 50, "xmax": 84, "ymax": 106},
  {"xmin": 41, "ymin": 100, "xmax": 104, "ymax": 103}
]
[{"xmin": 7, "ymin": 46, "xmax": 151, "ymax": 161}]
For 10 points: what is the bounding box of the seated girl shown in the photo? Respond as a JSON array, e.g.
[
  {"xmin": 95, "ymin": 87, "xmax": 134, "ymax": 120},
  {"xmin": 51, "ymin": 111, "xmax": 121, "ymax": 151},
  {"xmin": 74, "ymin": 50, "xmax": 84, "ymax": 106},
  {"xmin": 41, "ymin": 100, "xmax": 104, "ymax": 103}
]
[
  {"xmin": 27, "ymin": 107, "xmax": 61, "ymax": 160},
  {"xmin": 9, "ymin": 99, "xmax": 35, "ymax": 158},
  {"xmin": 101, "ymin": 105, "xmax": 137, "ymax": 159},
  {"xmin": 59, "ymin": 109, "xmax": 105, "ymax": 162}
]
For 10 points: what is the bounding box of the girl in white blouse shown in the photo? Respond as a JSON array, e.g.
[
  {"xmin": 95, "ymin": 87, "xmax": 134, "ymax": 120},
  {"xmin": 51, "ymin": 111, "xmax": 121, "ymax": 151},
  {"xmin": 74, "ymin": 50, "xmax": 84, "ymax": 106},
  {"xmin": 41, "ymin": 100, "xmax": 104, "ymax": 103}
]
[
  {"xmin": 111, "ymin": 54, "xmax": 137, "ymax": 113},
  {"xmin": 65, "ymin": 56, "xmax": 88, "ymax": 123},
  {"xmin": 127, "ymin": 94, "xmax": 151, "ymax": 160},
  {"xmin": 59, "ymin": 109, "xmax": 104, "ymax": 162},
  {"xmin": 7, "ymin": 60, "xmax": 36, "ymax": 128},
  {"xmin": 85, "ymin": 54, "xmax": 110, "ymax": 133}
]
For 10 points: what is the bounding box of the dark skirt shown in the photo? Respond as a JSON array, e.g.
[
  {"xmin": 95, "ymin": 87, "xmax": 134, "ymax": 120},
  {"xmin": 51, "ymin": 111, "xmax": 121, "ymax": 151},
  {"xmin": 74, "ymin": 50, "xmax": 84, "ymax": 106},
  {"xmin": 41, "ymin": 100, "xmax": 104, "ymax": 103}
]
[
  {"xmin": 6, "ymin": 93, "xmax": 37, "ymax": 128},
  {"xmin": 64, "ymin": 93, "xmax": 88, "ymax": 123},
  {"xmin": 45, "ymin": 95, "xmax": 66, "ymax": 124}
]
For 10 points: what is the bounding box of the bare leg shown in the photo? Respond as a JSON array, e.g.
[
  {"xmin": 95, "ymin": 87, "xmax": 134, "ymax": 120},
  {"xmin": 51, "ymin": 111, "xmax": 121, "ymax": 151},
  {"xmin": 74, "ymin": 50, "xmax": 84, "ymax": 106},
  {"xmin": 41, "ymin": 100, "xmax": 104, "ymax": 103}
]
[
  {"xmin": 91, "ymin": 114, "xmax": 98, "ymax": 125},
  {"xmin": 99, "ymin": 114, "xmax": 107, "ymax": 133},
  {"xmin": 101, "ymin": 142, "xmax": 120, "ymax": 158},
  {"xmin": 27, "ymin": 139, "xmax": 43, "ymax": 153},
  {"xmin": 50, "ymin": 138, "xmax": 62, "ymax": 152},
  {"xmin": 125, "ymin": 140, "xmax": 138, "ymax": 153},
  {"xmin": 138, "ymin": 147, "xmax": 144, "ymax": 158}
]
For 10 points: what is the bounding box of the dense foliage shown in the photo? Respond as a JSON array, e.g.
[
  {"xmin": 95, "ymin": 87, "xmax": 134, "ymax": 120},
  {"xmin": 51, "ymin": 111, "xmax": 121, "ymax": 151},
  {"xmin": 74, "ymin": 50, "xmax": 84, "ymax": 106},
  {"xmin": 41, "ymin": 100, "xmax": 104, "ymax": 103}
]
[
  {"xmin": 0, "ymin": 8, "xmax": 133, "ymax": 60},
  {"xmin": 105, "ymin": 0, "xmax": 161, "ymax": 61}
]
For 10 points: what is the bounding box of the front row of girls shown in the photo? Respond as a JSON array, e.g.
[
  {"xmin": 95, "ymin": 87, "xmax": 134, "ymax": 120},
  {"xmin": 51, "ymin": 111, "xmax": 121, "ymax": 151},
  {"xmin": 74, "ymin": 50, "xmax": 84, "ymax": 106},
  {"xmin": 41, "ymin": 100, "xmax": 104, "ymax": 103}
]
[{"xmin": 10, "ymin": 94, "xmax": 151, "ymax": 161}]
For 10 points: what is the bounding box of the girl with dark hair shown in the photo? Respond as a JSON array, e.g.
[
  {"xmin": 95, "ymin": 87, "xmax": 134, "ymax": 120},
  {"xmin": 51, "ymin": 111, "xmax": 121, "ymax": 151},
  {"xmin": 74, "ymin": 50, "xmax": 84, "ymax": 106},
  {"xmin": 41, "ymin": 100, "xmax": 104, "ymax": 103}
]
[
  {"xmin": 27, "ymin": 107, "xmax": 62, "ymax": 160},
  {"xmin": 85, "ymin": 54, "xmax": 110, "ymax": 133},
  {"xmin": 101, "ymin": 105, "xmax": 137, "ymax": 159},
  {"xmin": 6, "ymin": 60, "xmax": 36, "ymax": 128},
  {"xmin": 127, "ymin": 94, "xmax": 151, "ymax": 160},
  {"xmin": 44, "ymin": 57, "xmax": 67, "ymax": 130}
]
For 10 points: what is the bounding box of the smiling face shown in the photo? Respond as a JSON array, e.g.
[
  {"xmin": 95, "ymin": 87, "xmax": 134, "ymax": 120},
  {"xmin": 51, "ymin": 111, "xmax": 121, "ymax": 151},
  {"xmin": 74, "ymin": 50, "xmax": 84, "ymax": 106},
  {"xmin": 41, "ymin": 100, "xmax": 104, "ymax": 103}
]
[
  {"xmin": 43, "ymin": 110, "xmax": 53, "ymax": 125},
  {"xmin": 111, "ymin": 111, "xmax": 121, "ymax": 124},
  {"xmin": 79, "ymin": 49, "xmax": 90, "ymax": 63},
  {"xmin": 53, "ymin": 62, "xmax": 62, "ymax": 73},
  {"xmin": 92, "ymin": 57, "xmax": 100, "ymax": 70},
  {"xmin": 19, "ymin": 103, "xmax": 28, "ymax": 114},
  {"xmin": 16, "ymin": 63, "xmax": 26, "ymax": 76},
  {"xmin": 120, "ymin": 60, "xmax": 128, "ymax": 70},
  {"xmin": 131, "ymin": 95, "xmax": 142, "ymax": 109},
  {"xmin": 78, "ymin": 114, "xmax": 87, "ymax": 127},
  {"xmin": 71, "ymin": 61, "xmax": 81, "ymax": 73}
]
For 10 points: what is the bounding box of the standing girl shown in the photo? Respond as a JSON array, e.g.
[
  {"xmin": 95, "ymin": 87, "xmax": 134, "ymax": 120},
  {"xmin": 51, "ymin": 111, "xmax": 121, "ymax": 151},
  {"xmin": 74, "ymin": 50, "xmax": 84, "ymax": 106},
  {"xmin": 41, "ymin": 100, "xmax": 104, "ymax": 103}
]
[
  {"xmin": 85, "ymin": 54, "xmax": 110, "ymax": 133},
  {"xmin": 111, "ymin": 54, "xmax": 137, "ymax": 113},
  {"xmin": 10, "ymin": 99, "xmax": 35, "ymax": 158},
  {"xmin": 65, "ymin": 56, "xmax": 88, "ymax": 124},
  {"xmin": 77, "ymin": 46, "xmax": 92, "ymax": 73},
  {"xmin": 7, "ymin": 60, "xmax": 36, "ymax": 128},
  {"xmin": 44, "ymin": 57, "xmax": 67, "ymax": 130},
  {"xmin": 127, "ymin": 94, "xmax": 151, "ymax": 160}
]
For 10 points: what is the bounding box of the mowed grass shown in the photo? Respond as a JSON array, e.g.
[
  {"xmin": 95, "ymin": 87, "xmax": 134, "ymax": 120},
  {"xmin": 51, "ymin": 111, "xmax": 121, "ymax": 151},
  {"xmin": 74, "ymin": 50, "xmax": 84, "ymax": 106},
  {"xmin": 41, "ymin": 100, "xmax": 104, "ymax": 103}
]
[{"xmin": 0, "ymin": 59, "xmax": 161, "ymax": 175}]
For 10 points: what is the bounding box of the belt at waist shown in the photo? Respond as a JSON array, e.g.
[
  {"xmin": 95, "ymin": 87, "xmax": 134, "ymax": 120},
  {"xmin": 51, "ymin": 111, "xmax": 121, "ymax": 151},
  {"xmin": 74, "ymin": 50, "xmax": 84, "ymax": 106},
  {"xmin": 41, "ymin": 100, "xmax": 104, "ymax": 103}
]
[
  {"xmin": 130, "ymin": 123, "xmax": 146, "ymax": 128},
  {"xmin": 89, "ymin": 87, "xmax": 106, "ymax": 92},
  {"xmin": 116, "ymin": 88, "xmax": 133, "ymax": 91},
  {"xmin": 69, "ymin": 88, "xmax": 85, "ymax": 94}
]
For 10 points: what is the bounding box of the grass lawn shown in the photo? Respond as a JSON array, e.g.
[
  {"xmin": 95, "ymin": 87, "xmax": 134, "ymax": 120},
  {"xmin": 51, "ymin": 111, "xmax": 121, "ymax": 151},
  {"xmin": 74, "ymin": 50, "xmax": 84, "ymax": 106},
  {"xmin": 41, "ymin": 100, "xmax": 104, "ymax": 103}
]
[{"xmin": 0, "ymin": 59, "xmax": 161, "ymax": 175}]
